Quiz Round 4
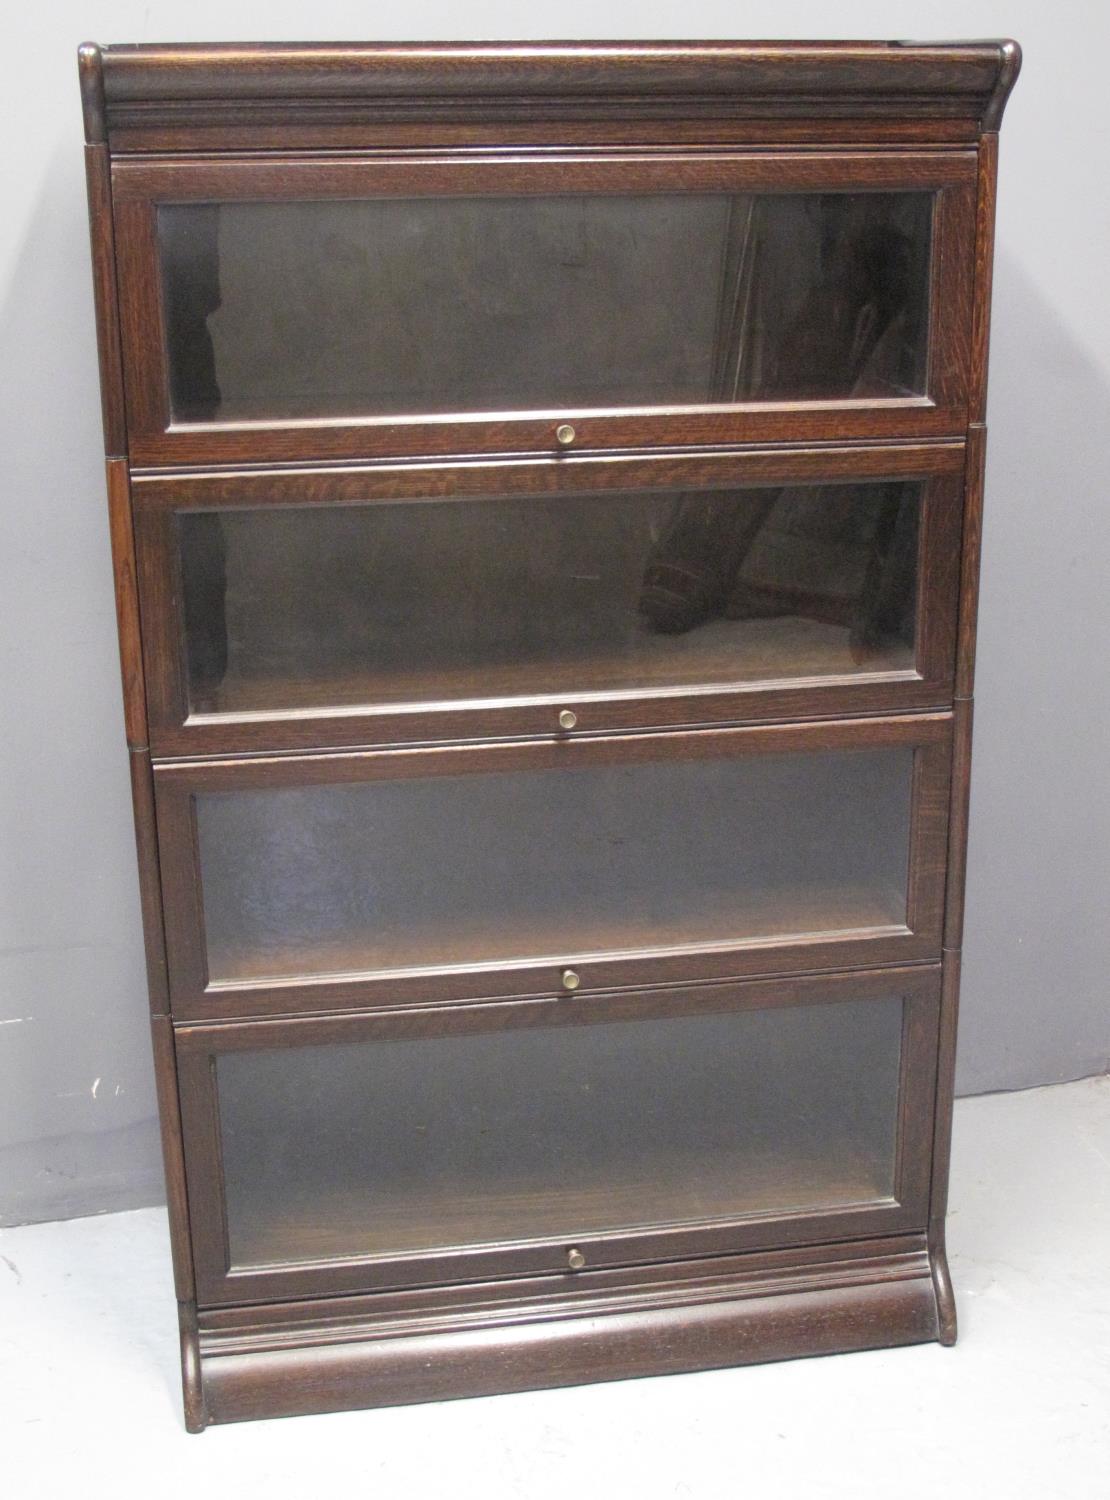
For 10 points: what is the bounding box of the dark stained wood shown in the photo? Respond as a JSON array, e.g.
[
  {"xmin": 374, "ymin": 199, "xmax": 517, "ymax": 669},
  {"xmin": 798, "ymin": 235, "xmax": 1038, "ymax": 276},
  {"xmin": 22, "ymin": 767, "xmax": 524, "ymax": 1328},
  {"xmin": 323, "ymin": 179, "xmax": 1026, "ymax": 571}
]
[
  {"xmin": 928, "ymin": 174, "xmax": 977, "ymax": 410},
  {"xmin": 174, "ymin": 965, "xmax": 940, "ymax": 1306},
  {"xmin": 148, "ymin": 1013, "xmax": 196, "ymax": 1299},
  {"xmin": 956, "ymin": 425, "xmax": 988, "ymax": 700},
  {"xmin": 130, "ymin": 448, "xmax": 963, "ymax": 756},
  {"xmin": 130, "ymin": 509, "xmax": 183, "ymax": 736},
  {"xmin": 946, "ymin": 331, "xmax": 984, "ymax": 945},
  {"xmin": 931, "ymin": 955, "xmax": 963, "ymax": 1198},
  {"xmin": 176, "ymin": 961, "xmax": 937, "ymax": 1049},
  {"xmin": 168, "ymin": 936, "xmax": 949, "ymax": 1027},
  {"xmin": 922, "ymin": 120, "xmax": 1008, "ymax": 1345},
  {"xmin": 110, "ymin": 149, "xmax": 977, "ymax": 467},
  {"xmin": 112, "ymin": 117, "xmax": 983, "ymax": 155},
  {"xmin": 96, "ymin": 40, "xmax": 1020, "ymax": 160},
  {"xmin": 983, "ymin": 42, "xmax": 1022, "ymax": 133},
  {"xmin": 157, "ymin": 707, "xmax": 952, "ymax": 789},
  {"xmin": 922, "ymin": 121, "xmax": 1009, "ymax": 1348},
  {"xmin": 970, "ymin": 134, "xmax": 1001, "ymax": 422},
  {"xmin": 198, "ymin": 1230, "xmax": 927, "ymax": 1330},
  {"xmin": 194, "ymin": 1233, "xmax": 940, "ymax": 1427},
  {"xmin": 928, "ymin": 946, "xmax": 963, "ymax": 1348},
  {"xmin": 943, "ymin": 697, "xmax": 975, "ymax": 952},
  {"xmin": 110, "ymin": 199, "xmax": 164, "ymax": 442},
  {"xmin": 178, "ymin": 1298, "xmax": 207, "ymax": 1434},
  {"xmin": 133, "ymin": 405, "xmax": 972, "ymax": 470},
  {"xmin": 202, "ymin": 1277, "xmax": 939, "ymax": 1420},
  {"xmin": 79, "ymin": 38, "xmax": 1017, "ymax": 1428},
  {"xmin": 77, "ymin": 42, "xmax": 106, "ymax": 144},
  {"xmin": 130, "ymin": 748, "xmax": 204, "ymax": 1406},
  {"xmin": 156, "ymin": 678, "xmax": 954, "ymax": 763},
  {"xmin": 98, "ymin": 40, "xmax": 1012, "ymax": 105},
  {"xmin": 106, "ymin": 462, "xmax": 146, "ymax": 746},
  {"xmin": 929, "ymin": 1223, "xmax": 958, "ymax": 1346},
  {"xmin": 112, "ymin": 148, "xmax": 977, "ymax": 201},
  {"xmin": 152, "ymin": 714, "xmax": 952, "ymax": 1020},
  {"xmin": 132, "ymin": 760, "xmax": 203, "ymax": 1357},
  {"xmin": 128, "ymin": 748, "xmax": 170, "ymax": 1012},
  {"xmin": 132, "ymin": 439, "xmax": 966, "ymax": 506},
  {"xmin": 81, "ymin": 145, "xmax": 126, "ymax": 455},
  {"xmin": 168, "ymin": 936, "xmax": 947, "ymax": 1027}
]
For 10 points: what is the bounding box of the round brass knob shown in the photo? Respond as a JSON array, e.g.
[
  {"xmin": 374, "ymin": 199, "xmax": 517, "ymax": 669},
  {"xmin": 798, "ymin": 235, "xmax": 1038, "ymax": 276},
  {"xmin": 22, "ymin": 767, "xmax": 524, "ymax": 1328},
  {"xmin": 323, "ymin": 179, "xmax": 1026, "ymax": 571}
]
[
  {"xmin": 555, "ymin": 423, "xmax": 576, "ymax": 447},
  {"xmin": 567, "ymin": 1247, "xmax": 586, "ymax": 1271},
  {"xmin": 561, "ymin": 968, "xmax": 580, "ymax": 992},
  {"xmin": 558, "ymin": 708, "xmax": 578, "ymax": 731}
]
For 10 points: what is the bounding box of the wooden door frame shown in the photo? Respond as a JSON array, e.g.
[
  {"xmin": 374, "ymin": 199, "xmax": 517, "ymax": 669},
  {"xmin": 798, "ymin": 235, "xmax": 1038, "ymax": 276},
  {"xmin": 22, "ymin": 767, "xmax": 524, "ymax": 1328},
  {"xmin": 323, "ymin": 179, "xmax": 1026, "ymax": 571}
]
[
  {"xmin": 176, "ymin": 963, "xmax": 941, "ymax": 1306},
  {"xmin": 112, "ymin": 148, "xmax": 977, "ymax": 466},
  {"xmin": 153, "ymin": 711, "xmax": 953, "ymax": 1020},
  {"xmin": 132, "ymin": 443, "xmax": 964, "ymax": 755}
]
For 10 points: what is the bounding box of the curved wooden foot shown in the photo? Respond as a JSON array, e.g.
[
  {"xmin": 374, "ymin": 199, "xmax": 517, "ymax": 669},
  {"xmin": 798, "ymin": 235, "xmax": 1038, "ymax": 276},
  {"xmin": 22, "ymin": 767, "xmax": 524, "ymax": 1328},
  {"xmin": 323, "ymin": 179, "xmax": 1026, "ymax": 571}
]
[
  {"xmin": 929, "ymin": 1231, "xmax": 958, "ymax": 1346},
  {"xmin": 179, "ymin": 1300, "xmax": 209, "ymax": 1433}
]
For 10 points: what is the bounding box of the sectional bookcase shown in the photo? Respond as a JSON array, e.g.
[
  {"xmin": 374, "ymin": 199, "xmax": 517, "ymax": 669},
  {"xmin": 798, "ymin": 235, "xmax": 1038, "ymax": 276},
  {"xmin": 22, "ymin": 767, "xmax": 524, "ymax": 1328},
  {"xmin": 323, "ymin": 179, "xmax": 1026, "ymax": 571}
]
[{"xmin": 79, "ymin": 39, "xmax": 1019, "ymax": 1428}]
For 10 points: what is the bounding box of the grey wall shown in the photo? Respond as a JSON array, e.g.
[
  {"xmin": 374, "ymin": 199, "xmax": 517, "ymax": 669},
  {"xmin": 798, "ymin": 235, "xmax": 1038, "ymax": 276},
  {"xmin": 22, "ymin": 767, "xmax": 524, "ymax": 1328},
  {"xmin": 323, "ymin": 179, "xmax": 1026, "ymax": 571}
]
[{"xmin": 1, "ymin": 1, "xmax": 1107, "ymax": 1226}]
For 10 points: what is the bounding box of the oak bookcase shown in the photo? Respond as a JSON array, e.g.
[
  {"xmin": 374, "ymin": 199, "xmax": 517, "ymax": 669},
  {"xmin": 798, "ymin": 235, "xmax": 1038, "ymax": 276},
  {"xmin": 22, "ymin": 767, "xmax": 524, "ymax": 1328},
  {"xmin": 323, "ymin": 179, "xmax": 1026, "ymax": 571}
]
[{"xmin": 78, "ymin": 39, "xmax": 1019, "ymax": 1429}]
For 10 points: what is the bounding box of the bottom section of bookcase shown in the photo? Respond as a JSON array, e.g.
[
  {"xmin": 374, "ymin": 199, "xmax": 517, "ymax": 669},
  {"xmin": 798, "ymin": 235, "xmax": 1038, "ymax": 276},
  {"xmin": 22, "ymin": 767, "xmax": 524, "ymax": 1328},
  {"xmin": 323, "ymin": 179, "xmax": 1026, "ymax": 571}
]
[{"xmin": 181, "ymin": 1233, "xmax": 951, "ymax": 1430}]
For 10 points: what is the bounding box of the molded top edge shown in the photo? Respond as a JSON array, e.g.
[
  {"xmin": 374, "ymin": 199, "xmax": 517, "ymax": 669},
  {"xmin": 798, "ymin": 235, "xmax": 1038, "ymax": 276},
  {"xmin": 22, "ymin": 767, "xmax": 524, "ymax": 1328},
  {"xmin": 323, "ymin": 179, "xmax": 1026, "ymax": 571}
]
[
  {"xmin": 79, "ymin": 39, "xmax": 1021, "ymax": 142},
  {"xmin": 89, "ymin": 39, "xmax": 1019, "ymax": 98}
]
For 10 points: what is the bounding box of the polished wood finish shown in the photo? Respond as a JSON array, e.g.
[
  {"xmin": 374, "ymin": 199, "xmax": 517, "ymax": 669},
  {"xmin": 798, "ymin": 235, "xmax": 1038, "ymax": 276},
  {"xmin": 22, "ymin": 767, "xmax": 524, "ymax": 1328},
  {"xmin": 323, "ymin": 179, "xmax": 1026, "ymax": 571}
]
[
  {"xmin": 94, "ymin": 40, "xmax": 1020, "ymax": 154},
  {"xmin": 113, "ymin": 149, "xmax": 977, "ymax": 467},
  {"xmin": 153, "ymin": 713, "xmax": 952, "ymax": 1019},
  {"xmin": 132, "ymin": 448, "xmax": 964, "ymax": 756},
  {"xmin": 82, "ymin": 149, "xmax": 126, "ymax": 453},
  {"xmin": 106, "ymin": 462, "xmax": 146, "ymax": 747},
  {"xmin": 127, "ymin": 749, "xmax": 169, "ymax": 1012},
  {"xmin": 929, "ymin": 948, "xmax": 963, "ymax": 1334},
  {"xmin": 148, "ymin": 1012, "xmax": 195, "ymax": 1299},
  {"xmin": 944, "ymin": 697, "xmax": 976, "ymax": 950},
  {"xmin": 176, "ymin": 964, "xmax": 939, "ymax": 1305},
  {"xmin": 98, "ymin": 40, "xmax": 1011, "ymax": 106},
  {"xmin": 956, "ymin": 424, "xmax": 989, "ymax": 700},
  {"xmin": 78, "ymin": 39, "xmax": 1017, "ymax": 1429},
  {"xmin": 196, "ymin": 1234, "xmax": 941, "ymax": 1426},
  {"xmin": 925, "ymin": 117, "xmax": 1007, "ymax": 1338},
  {"xmin": 969, "ymin": 134, "xmax": 1001, "ymax": 425}
]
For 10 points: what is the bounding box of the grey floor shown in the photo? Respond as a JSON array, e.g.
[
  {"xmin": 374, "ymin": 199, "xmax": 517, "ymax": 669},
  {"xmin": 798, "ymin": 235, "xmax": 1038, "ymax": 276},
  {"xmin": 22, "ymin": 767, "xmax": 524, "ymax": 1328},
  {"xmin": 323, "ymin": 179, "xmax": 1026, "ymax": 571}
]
[{"xmin": 2, "ymin": 1075, "xmax": 1108, "ymax": 1499}]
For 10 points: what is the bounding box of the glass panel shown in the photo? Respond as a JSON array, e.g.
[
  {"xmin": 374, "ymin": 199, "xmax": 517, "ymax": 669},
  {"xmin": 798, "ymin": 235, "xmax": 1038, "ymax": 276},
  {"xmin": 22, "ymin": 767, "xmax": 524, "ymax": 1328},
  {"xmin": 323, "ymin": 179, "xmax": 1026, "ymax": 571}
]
[
  {"xmin": 217, "ymin": 994, "xmax": 904, "ymax": 1267},
  {"xmin": 194, "ymin": 747, "xmax": 913, "ymax": 983},
  {"xmin": 178, "ymin": 482, "xmax": 921, "ymax": 714},
  {"xmin": 159, "ymin": 192, "xmax": 932, "ymax": 423}
]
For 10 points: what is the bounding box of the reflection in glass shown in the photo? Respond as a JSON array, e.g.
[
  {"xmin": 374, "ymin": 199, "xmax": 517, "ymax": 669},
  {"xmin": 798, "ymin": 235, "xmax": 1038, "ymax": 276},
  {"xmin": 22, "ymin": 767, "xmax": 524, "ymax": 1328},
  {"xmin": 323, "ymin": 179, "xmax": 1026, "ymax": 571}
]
[
  {"xmin": 159, "ymin": 192, "xmax": 932, "ymax": 422},
  {"xmin": 179, "ymin": 483, "xmax": 920, "ymax": 713},
  {"xmin": 218, "ymin": 995, "xmax": 904, "ymax": 1266},
  {"xmin": 194, "ymin": 747, "xmax": 913, "ymax": 983}
]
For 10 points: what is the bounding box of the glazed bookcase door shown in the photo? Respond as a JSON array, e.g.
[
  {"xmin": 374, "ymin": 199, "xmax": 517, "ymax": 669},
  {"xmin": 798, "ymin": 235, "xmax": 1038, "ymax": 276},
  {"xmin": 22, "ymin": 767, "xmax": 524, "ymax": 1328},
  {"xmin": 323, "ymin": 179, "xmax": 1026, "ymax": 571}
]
[
  {"xmin": 176, "ymin": 965, "xmax": 941, "ymax": 1305},
  {"xmin": 153, "ymin": 713, "xmax": 952, "ymax": 1020},
  {"xmin": 111, "ymin": 151, "xmax": 977, "ymax": 465},
  {"xmin": 133, "ymin": 445, "xmax": 963, "ymax": 754}
]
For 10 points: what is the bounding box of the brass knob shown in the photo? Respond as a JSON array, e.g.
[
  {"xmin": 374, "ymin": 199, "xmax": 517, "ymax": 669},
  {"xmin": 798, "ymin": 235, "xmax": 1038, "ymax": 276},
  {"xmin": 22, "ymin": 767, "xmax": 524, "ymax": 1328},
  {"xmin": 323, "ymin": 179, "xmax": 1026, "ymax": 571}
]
[
  {"xmin": 558, "ymin": 708, "xmax": 578, "ymax": 731},
  {"xmin": 567, "ymin": 1247, "xmax": 586, "ymax": 1270},
  {"xmin": 561, "ymin": 968, "xmax": 580, "ymax": 992},
  {"xmin": 555, "ymin": 423, "xmax": 576, "ymax": 447}
]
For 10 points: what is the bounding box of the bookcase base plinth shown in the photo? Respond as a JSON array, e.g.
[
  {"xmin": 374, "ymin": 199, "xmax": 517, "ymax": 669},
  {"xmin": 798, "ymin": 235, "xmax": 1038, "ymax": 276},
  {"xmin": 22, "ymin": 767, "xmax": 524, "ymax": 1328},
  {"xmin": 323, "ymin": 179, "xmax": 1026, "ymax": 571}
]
[{"xmin": 190, "ymin": 1235, "xmax": 946, "ymax": 1430}]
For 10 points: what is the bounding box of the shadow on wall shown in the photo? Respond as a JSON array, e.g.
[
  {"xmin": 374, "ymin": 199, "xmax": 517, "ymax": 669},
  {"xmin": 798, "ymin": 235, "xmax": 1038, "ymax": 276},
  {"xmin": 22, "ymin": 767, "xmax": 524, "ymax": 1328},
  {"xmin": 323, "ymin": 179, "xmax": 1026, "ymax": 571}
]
[
  {"xmin": 957, "ymin": 246, "xmax": 1110, "ymax": 1095},
  {"xmin": 0, "ymin": 140, "xmax": 162, "ymax": 1226}
]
